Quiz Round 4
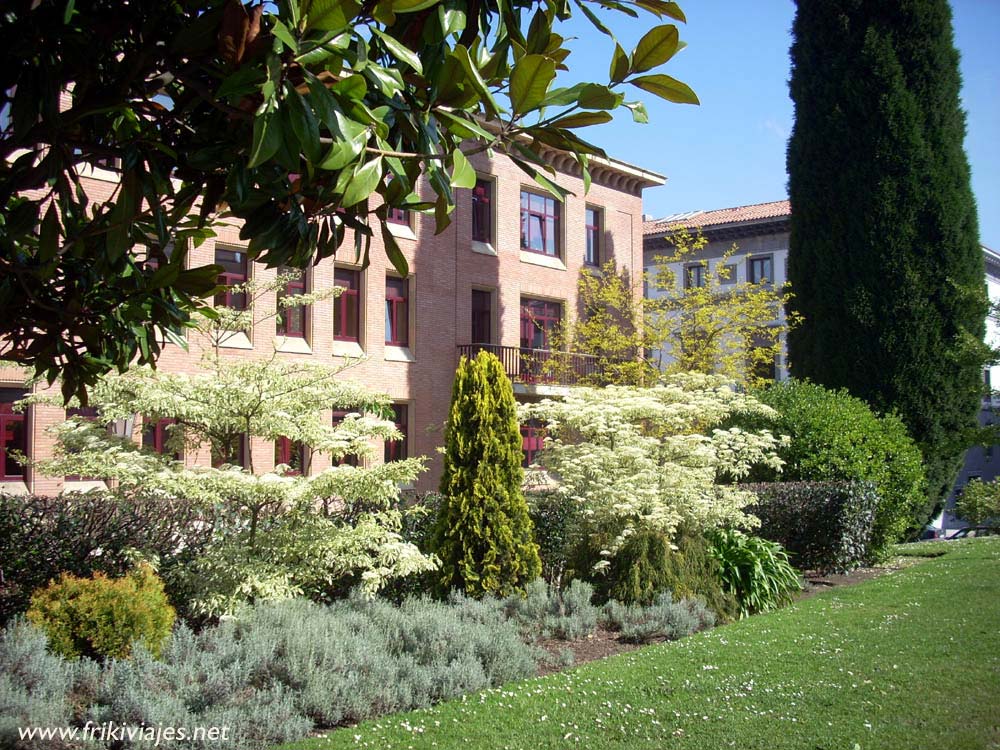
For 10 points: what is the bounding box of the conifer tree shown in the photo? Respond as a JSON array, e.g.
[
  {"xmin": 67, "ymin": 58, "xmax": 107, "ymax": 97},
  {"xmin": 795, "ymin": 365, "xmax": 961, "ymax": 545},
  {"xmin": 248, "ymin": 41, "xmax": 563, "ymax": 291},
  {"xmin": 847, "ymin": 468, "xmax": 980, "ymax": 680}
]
[
  {"xmin": 433, "ymin": 351, "xmax": 541, "ymax": 597},
  {"xmin": 786, "ymin": 0, "xmax": 989, "ymax": 525}
]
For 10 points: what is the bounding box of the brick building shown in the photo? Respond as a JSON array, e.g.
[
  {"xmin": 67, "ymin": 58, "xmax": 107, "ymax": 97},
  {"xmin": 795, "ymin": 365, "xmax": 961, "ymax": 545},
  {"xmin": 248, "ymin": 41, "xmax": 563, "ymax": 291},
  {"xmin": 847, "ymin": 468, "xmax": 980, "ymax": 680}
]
[{"xmin": 0, "ymin": 149, "xmax": 663, "ymax": 494}]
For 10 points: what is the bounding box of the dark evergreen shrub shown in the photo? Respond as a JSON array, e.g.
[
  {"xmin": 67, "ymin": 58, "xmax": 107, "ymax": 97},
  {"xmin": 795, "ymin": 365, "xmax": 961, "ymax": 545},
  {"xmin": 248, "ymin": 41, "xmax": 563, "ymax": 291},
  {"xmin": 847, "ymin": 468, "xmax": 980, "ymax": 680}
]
[
  {"xmin": 747, "ymin": 481, "xmax": 879, "ymax": 573},
  {"xmin": 527, "ymin": 490, "xmax": 582, "ymax": 586},
  {"xmin": 433, "ymin": 351, "xmax": 541, "ymax": 596}
]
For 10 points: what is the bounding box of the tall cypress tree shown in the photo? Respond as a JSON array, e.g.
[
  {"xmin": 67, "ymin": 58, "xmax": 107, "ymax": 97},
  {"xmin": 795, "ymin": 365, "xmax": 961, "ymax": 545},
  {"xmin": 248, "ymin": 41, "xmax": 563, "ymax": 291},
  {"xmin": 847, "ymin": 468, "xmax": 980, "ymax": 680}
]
[
  {"xmin": 786, "ymin": 0, "xmax": 989, "ymax": 526},
  {"xmin": 432, "ymin": 351, "xmax": 541, "ymax": 597}
]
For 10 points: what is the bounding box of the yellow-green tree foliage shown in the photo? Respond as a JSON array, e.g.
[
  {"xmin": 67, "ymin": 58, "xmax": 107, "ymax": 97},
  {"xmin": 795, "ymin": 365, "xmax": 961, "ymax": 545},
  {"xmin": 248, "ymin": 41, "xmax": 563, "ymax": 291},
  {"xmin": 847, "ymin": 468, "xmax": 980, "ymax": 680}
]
[
  {"xmin": 552, "ymin": 262, "xmax": 656, "ymax": 386},
  {"xmin": 956, "ymin": 479, "xmax": 1000, "ymax": 526},
  {"xmin": 27, "ymin": 563, "xmax": 175, "ymax": 661},
  {"xmin": 433, "ymin": 351, "xmax": 541, "ymax": 597},
  {"xmin": 646, "ymin": 228, "xmax": 799, "ymax": 388}
]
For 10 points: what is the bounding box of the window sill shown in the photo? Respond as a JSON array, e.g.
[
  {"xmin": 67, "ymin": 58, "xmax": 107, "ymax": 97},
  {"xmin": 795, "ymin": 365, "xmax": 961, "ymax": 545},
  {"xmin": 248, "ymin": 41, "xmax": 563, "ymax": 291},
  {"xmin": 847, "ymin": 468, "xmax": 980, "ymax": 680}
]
[
  {"xmin": 471, "ymin": 240, "xmax": 498, "ymax": 257},
  {"xmin": 385, "ymin": 345, "xmax": 415, "ymax": 363},
  {"xmin": 519, "ymin": 251, "xmax": 566, "ymax": 271},
  {"xmin": 333, "ymin": 340, "xmax": 365, "ymax": 358},
  {"xmin": 275, "ymin": 336, "xmax": 313, "ymax": 354},
  {"xmin": 213, "ymin": 331, "xmax": 253, "ymax": 350},
  {"xmin": 63, "ymin": 480, "xmax": 108, "ymax": 493},
  {"xmin": 387, "ymin": 222, "xmax": 417, "ymax": 242},
  {"xmin": 0, "ymin": 481, "xmax": 29, "ymax": 495}
]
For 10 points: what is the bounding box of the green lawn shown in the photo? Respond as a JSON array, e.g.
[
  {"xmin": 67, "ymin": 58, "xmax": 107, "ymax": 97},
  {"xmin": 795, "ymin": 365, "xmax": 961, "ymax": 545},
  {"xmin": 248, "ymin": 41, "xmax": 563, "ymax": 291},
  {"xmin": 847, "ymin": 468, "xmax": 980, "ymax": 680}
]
[{"xmin": 284, "ymin": 538, "xmax": 1000, "ymax": 750}]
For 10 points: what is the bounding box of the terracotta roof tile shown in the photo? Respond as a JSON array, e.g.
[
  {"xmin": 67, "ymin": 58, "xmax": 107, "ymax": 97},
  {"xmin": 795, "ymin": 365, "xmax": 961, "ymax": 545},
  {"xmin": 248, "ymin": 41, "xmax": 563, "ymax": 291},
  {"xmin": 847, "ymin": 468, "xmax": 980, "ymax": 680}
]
[{"xmin": 643, "ymin": 199, "xmax": 791, "ymax": 236}]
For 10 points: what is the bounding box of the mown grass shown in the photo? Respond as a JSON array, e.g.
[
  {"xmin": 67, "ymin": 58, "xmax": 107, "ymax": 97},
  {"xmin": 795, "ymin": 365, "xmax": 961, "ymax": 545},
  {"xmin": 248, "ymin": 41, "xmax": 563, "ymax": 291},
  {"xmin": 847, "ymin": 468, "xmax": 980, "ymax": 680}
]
[{"xmin": 283, "ymin": 537, "xmax": 1000, "ymax": 750}]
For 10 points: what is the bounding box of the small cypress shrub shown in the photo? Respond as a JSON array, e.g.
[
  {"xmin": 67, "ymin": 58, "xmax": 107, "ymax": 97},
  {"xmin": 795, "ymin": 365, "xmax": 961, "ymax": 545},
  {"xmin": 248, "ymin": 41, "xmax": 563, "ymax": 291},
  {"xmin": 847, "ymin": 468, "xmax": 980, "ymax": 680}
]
[
  {"xmin": 26, "ymin": 564, "xmax": 175, "ymax": 661},
  {"xmin": 433, "ymin": 351, "xmax": 541, "ymax": 597}
]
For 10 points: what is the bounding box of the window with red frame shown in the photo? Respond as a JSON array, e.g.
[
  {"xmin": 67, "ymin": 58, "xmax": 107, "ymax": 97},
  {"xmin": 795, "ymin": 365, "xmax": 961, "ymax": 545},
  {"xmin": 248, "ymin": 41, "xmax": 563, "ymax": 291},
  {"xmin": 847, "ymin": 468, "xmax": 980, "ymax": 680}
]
[
  {"xmin": 520, "ymin": 190, "xmax": 560, "ymax": 256},
  {"xmin": 385, "ymin": 276, "xmax": 409, "ymax": 346},
  {"xmin": 142, "ymin": 418, "xmax": 180, "ymax": 461},
  {"xmin": 520, "ymin": 419, "xmax": 545, "ymax": 468},
  {"xmin": 276, "ymin": 266, "xmax": 307, "ymax": 338},
  {"xmin": 471, "ymin": 289, "xmax": 492, "ymax": 345},
  {"xmin": 519, "ymin": 298, "xmax": 561, "ymax": 350},
  {"xmin": 64, "ymin": 406, "xmax": 103, "ymax": 482},
  {"xmin": 0, "ymin": 388, "xmax": 27, "ymax": 481},
  {"xmin": 384, "ymin": 403, "xmax": 408, "ymax": 462},
  {"xmin": 212, "ymin": 434, "xmax": 247, "ymax": 468},
  {"xmin": 214, "ymin": 247, "xmax": 248, "ymax": 310},
  {"xmin": 334, "ymin": 268, "xmax": 360, "ymax": 342},
  {"xmin": 585, "ymin": 207, "xmax": 601, "ymax": 266},
  {"xmin": 472, "ymin": 178, "xmax": 492, "ymax": 244},
  {"xmin": 331, "ymin": 409, "xmax": 359, "ymax": 466},
  {"xmin": 387, "ymin": 207, "xmax": 410, "ymax": 225},
  {"xmin": 274, "ymin": 437, "xmax": 306, "ymax": 475}
]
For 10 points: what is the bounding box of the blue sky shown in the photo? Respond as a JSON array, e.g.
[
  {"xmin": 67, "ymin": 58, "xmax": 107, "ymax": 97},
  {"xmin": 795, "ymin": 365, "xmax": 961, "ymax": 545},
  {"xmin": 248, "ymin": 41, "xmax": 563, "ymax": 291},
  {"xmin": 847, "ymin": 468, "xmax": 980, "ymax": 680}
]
[{"xmin": 559, "ymin": 1, "xmax": 1000, "ymax": 249}]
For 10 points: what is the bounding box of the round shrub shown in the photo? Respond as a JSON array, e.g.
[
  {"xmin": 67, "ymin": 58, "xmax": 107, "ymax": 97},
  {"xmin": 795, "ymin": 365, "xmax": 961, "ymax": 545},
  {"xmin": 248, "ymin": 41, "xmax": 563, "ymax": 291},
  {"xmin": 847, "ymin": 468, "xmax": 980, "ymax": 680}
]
[
  {"xmin": 749, "ymin": 380, "xmax": 926, "ymax": 558},
  {"xmin": 527, "ymin": 490, "xmax": 582, "ymax": 587},
  {"xmin": 26, "ymin": 563, "xmax": 175, "ymax": 661}
]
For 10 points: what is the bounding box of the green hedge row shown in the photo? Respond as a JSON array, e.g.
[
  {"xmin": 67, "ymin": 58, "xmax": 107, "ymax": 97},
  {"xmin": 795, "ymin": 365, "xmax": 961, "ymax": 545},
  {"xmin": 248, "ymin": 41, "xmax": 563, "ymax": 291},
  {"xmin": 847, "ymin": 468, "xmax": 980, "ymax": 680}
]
[{"xmin": 745, "ymin": 481, "xmax": 879, "ymax": 573}]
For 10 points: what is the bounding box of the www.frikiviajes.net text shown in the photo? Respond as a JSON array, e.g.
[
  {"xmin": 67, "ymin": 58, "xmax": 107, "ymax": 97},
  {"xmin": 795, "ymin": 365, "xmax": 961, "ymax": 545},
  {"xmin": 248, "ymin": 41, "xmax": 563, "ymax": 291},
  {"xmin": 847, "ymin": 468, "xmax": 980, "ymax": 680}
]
[{"xmin": 18, "ymin": 722, "xmax": 231, "ymax": 745}]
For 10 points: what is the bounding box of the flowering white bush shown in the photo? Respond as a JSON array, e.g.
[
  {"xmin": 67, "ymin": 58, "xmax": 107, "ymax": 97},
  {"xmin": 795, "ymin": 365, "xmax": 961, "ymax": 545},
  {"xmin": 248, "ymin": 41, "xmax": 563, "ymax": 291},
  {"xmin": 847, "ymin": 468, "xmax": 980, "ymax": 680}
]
[{"xmin": 520, "ymin": 373, "xmax": 787, "ymax": 565}]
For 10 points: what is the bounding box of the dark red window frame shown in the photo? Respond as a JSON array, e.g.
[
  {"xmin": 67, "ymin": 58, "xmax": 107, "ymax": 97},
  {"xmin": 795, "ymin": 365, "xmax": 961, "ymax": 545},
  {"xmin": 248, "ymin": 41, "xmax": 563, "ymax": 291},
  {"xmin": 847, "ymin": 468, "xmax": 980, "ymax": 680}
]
[
  {"xmin": 387, "ymin": 207, "xmax": 410, "ymax": 226},
  {"xmin": 0, "ymin": 389, "xmax": 27, "ymax": 481},
  {"xmin": 520, "ymin": 298, "xmax": 562, "ymax": 350},
  {"xmin": 276, "ymin": 267, "xmax": 307, "ymax": 338},
  {"xmin": 520, "ymin": 190, "xmax": 560, "ymax": 257},
  {"xmin": 472, "ymin": 178, "xmax": 493, "ymax": 244},
  {"xmin": 334, "ymin": 268, "xmax": 361, "ymax": 343},
  {"xmin": 384, "ymin": 403, "xmax": 408, "ymax": 462},
  {"xmin": 684, "ymin": 264, "xmax": 706, "ymax": 289},
  {"xmin": 332, "ymin": 409, "xmax": 359, "ymax": 467},
  {"xmin": 385, "ymin": 276, "xmax": 409, "ymax": 347},
  {"xmin": 142, "ymin": 417, "xmax": 180, "ymax": 460},
  {"xmin": 471, "ymin": 289, "xmax": 492, "ymax": 345},
  {"xmin": 584, "ymin": 207, "xmax": 601, "ymax": 266},
  {"xmin": 214, "ymin": 247, "xmax": 248, "ymax": 310},
  {"xmin": 521, "ymin": 420, "xmax": 545, "ymax": 468},
  {"xmin": 274, "ymin": 436, "xmax": 306, "ymax": 475}
]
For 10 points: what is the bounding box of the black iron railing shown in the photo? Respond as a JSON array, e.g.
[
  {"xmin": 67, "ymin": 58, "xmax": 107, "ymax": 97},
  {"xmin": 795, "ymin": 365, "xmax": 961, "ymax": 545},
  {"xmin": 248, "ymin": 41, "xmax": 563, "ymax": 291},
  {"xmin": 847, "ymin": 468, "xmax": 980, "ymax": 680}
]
[{"xmin": 457, "ymin": 344, "xmax": 604, "ymax": 386}]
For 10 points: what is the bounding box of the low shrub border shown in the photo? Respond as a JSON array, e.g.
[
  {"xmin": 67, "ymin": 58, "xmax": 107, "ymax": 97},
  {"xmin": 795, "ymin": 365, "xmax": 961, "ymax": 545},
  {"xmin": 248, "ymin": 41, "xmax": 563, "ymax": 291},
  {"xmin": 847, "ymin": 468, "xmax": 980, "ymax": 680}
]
[{"xmin": 745, "ymin": 481, "xmax": 879, "ymax": 573}]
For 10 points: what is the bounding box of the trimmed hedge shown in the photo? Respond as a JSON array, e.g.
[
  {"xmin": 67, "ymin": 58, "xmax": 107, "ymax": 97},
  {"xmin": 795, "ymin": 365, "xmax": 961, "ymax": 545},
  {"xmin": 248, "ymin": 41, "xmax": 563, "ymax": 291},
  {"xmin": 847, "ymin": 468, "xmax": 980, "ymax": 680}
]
[{"xmin": 746, "ymin": 481, "xmax": 879, "ymax": 573}]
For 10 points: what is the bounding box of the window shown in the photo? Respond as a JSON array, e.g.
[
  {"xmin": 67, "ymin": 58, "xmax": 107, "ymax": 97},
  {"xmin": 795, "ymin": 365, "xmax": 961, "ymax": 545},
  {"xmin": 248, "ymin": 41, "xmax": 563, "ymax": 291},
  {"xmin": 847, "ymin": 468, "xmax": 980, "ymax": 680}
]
[
  {"xmin": 749, "ymin": 256, "xmax": 773, "ymax": 285},
  {"xmin": 385, "ymin": 276, "xmax": 409, "ymax": 347},
  {"xmin": 142, "ymin": 418, "xmax": 180, "ymax": 460},
  {"xmin": 584, "ymin": 207, "xmax": 601, "ymax": 266},
  {"xmin": 472, "ymin": 178, "xmax": 493, "ymax": 244},
  {"xmin": 471, "ymin": 289, "xmax": 492, "ymax": 345},
  {"xmin": 684, "ymin": 264, "xmax": 706, "ymax": 289},
  {"xmin": 384, "ymin": 403, "xmax": 408, "ymax": 462},
  {"xmin": 274, "ymin": 437, "xmax": 306, "ymax": 475},
  {"xmin": 387, "ymin": 207, "xmax": 410, "ymax": 226},
  {"xmin": 65, "ymin": 406, "xmax": 102, "ymax": 481},
  {"xmin": 1, "ymin": 388, "xmax": 27, "ymax": 481},
  {"xmin": 520, "ymin": 298, "xmax": 561, "ymax": 350},
  {"xmin": 521, "ymin": 419, "xmax": 545, "ymax": 468},
  {"xmin": 332, "ymin": 409, "xmax": 359, "ymax": 467},
  {"xmin": 520, "ymin": 190, "xmax": 560, "ymax": 256},
  {"xmin": 215, "ymin": 247, "xmax": 248, "ymax": 309},
  {"xmin": 212, "ymin": 434, "xmax": 247, "ymax": 469},
  {"xmin": 720, "ymin": 263, "xmax": 738, "ymax": 285},
  {"xmin": 334, "ymin": 268, "xmax": 361, "ymax": 342},
  {"xmin": 750, "ymin": 330, "xmax": 779, "ymax": 382},
  {"xmin": 276, "ymin": 267, "xmax": 307, "ymax": 338}
]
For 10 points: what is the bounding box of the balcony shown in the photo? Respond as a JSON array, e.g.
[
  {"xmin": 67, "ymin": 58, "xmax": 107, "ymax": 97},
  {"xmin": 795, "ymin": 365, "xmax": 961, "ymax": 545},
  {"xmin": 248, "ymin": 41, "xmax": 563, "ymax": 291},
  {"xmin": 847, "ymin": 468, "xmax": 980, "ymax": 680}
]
[{"xmin": 457, "ymin": 344, "xmax": 605, "ymax": 387}]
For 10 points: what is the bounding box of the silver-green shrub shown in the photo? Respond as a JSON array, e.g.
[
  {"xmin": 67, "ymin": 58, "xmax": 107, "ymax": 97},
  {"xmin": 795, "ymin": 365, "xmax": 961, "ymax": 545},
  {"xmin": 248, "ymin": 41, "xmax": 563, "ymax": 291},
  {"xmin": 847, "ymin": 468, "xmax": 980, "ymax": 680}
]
[
  {"xmin": 502, "ymin": 579, "xmax": 599, "ymax": 640},
  {"xmin": 601, "ymin": 593, "xmax": 715, "ymax": 644}
]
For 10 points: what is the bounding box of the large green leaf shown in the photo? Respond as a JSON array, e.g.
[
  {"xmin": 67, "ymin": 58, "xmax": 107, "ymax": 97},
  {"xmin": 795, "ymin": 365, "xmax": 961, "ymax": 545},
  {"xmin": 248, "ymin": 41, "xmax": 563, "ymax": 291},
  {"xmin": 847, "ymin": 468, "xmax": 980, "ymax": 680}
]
[
  {"xmin": 319, "ymin": 110, "xmax": 368, "ymax": 170},
  {"xmin": 452, "ymin": 44, "xmax": 502, "ymax": 115},
  {"xmin": 371, "ymin": 28, "xmax": 423, "ymax": 74},
  {"xmin": 271, "ymin": 18, "xmax": 299, "ymax": 53},
  {"xmin": 380, "ymin": 220, "xmax": 409, "ymax": 277},
  {"xmin": 630, "ymin": 73, "xmax": 699, "ymax": 104},
  {"xmin": 287, "ymin": 89, "xmax": 322, "ymax": 162},
  {"xmin": 631, "ymin": 24, "xmax": 680, "ymax": 74},
  {"xmin": 389, "ymin": 0, "xmax": 442, "ymax": 13},
  {"xmin": 450, "ymin": 148, "xmax": 477, "ymax": 188},
  {"xmin": 578, "ymin": 83, "xmax": 623, "ymax": 110},
  {"xmin": 550, "ymin": 111, "xmax": 613, "ymax": 129},
  {"xmin": 341, "ymin": 156, "xmax": 383, "ymax": 207},
  {"xmin": 510, "ymin": 54, "xmax": 557, "ymax": 114},
  {"xmin": 248, "ymin": 103, "xmax": 283, "ymax": 167},
  {"xmin": 306, "ymin": 0, "xmax": 361, "ymax": 31},
  {"xmin": 609, "ymin": 43, "xmax": 630, "ymax": 83}
]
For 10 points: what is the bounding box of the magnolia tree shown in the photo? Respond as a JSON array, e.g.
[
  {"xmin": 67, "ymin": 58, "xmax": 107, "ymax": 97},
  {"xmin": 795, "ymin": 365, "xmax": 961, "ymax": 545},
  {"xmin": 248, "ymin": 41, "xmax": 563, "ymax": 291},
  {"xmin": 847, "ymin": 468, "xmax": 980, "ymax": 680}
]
[{"xmin": 520, "ymin": 373, "xmax": 786, "ymax": 570}]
